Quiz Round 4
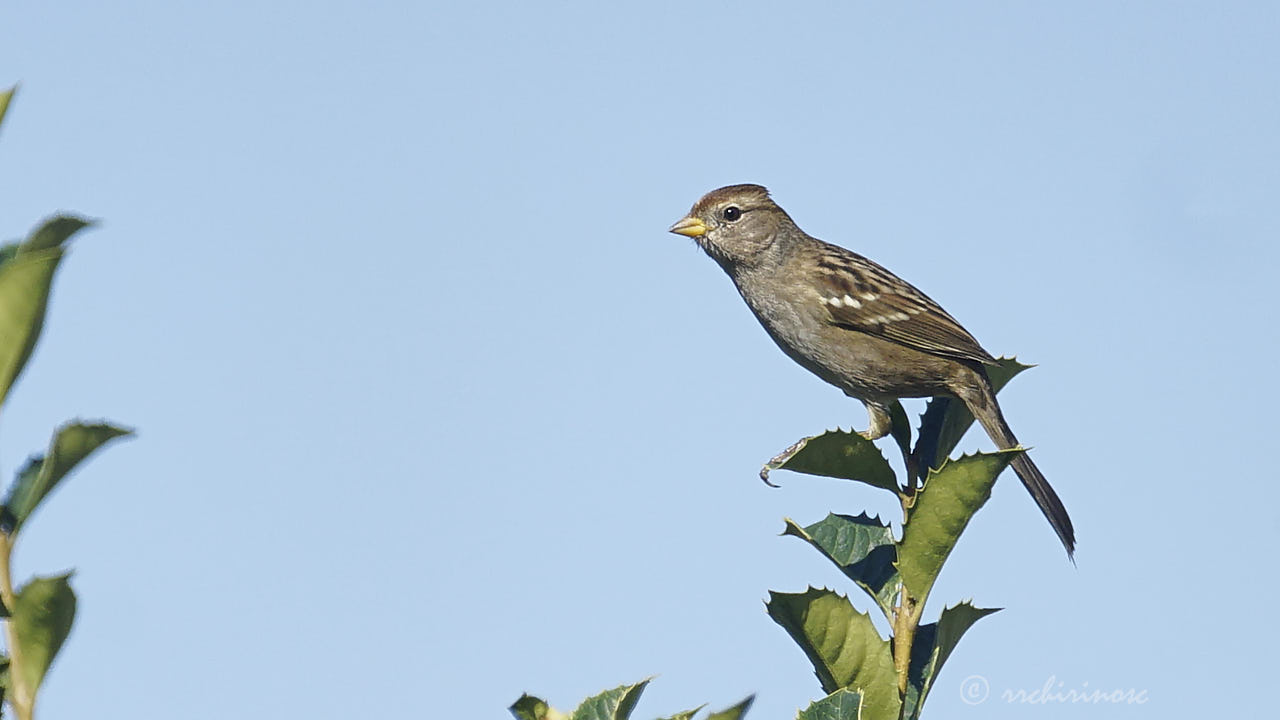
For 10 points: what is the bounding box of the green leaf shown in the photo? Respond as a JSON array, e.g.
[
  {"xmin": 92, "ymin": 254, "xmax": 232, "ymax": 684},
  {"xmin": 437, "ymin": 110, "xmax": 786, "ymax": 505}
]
[
  {"xmin": 782, "ymin": 514, "xmax": 900, "ymax": 619},
  {"xmin": 0, "ymin": 247, "xmax": 64, "ymax": 407},
  {"xmin": 569, "ymin": 679, "xmax": 649, "ymax": 720},
  {"xmin": 766, "ymin": 589, "xmax": 900, "ymax": 719},
  {"xmin": 902, "ymin": 602, "xmax": 1000, "ymax": 720},
  {"xmin": 510, "ymin": 693, "xmax": 565, "ymax": 720},
  {"xmin": 760, "ymin": 430, "xmax": 898, "ymax": 495},
  {"xmin": 914, "ymin": 358, "xmax": 1030, "ymax": 473},
  {"xmin": 896, "ymin": 451, "xmax": 1018, "ymax": 602},
  {"xmin": 796, "ymin": 689, "xmax": 863, "ymax": 720},
  {"xmin": 510, "ymin": 684, "xmax": 745, "ymax": 720},
  {"xmin": 2, "ymin": 421, "xmax": 134, "ymax": 533},
  {"xmin": 705, "ymin": 695, "xmax": 754, "ymax": 720},
  {"xmin": 0, "ymin": 215, "xmax": 97, "ymax": 404},
  {"xmin": 21, "ymin": 216, "xmax": 95, "ymax": 255},
  {"xmin": 0, "ymin": 85, "xmax": 14, "ymax": 135},
  {"xmin": 11, "ymin": 574, "xmax": 76, "ymax": 699}
]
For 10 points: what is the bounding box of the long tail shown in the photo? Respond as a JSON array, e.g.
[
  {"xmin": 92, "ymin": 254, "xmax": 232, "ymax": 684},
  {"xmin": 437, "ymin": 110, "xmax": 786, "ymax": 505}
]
[{"xmin": 961, "ymin": 381, "xmax": 1076, "ymax": 559}]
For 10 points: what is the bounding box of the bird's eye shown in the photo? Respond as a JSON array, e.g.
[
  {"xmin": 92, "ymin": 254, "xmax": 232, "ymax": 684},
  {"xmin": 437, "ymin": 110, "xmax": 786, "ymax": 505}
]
[{"xmin": 722, "ymin": 206, "xmax": 742, "ymax": 222}]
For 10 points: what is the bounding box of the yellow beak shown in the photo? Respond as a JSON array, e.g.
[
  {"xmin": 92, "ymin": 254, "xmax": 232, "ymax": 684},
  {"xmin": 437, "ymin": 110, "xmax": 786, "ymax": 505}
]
[{"xmin": 668, "ymin": 216, "xmax": 708, "ymax": 238}]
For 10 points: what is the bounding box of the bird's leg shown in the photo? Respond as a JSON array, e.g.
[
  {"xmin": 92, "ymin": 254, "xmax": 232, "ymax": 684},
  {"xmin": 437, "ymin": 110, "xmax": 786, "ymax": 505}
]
[{"xmin": 858, "ymin": 401, "xmax": 893, "ymax": 441}]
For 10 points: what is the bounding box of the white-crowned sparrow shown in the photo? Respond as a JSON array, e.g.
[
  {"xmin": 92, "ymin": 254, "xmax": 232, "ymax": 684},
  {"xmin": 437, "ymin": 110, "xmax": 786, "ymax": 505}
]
[{"xmin": 670, "ymin": 184, "xmax": 1075, "ymax": 558}]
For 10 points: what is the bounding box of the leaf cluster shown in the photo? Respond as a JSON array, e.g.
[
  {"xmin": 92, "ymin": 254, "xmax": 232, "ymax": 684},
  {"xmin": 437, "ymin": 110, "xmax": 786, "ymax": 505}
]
[
  {"xmin": 0, "ymin": 86, "xmax": 132, "ymax": 720},
  {"xmin": 760, "ymin": 359, "xmax": 1030, "ymax": 719}
]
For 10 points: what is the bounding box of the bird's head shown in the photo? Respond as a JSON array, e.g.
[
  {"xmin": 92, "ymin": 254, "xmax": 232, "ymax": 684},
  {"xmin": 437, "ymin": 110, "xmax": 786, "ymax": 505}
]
[{"xmin": 668, "ymin": 184, "xmax": 793, "ymax": 268}]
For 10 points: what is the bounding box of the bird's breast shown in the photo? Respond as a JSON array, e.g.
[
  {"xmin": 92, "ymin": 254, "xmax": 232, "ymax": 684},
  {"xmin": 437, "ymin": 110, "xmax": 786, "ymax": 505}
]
[{"xmin": 730, "ymin": 268, "xmax": 957, "ymax": 401}]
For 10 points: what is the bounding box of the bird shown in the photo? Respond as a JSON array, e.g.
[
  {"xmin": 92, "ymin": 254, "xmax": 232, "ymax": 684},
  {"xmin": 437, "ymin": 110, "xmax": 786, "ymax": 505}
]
[{"xmin": 669, "ymin": 183, "xmax": 1075, "ymax": 558}]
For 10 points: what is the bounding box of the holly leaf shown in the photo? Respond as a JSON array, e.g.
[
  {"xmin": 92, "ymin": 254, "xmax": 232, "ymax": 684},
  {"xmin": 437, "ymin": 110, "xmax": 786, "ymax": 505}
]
[
  {"xmin": 760, "ymin": 430, "xmax": 898, "ymax": 495},
  {"xmin": 902, "ymin": 602, "xmax": 1001, "ymax": 719},
  {"xmin": 782, "ymin": 514, "xmax": 899, "ymax": 619},
  {"xmin": 568, "ymin": 679, "xmax": 649, "ymax": 720},
  {"xmin": 896, "ymin": 451, "xmax": 1018, "ymax": 602},
  {"xmin": 766, "ymin": 588, "xmax": 900, "ymax": 719},
  {"xmin": 796, "ymin": 689, "xmax": 863, "ymax": 720}
]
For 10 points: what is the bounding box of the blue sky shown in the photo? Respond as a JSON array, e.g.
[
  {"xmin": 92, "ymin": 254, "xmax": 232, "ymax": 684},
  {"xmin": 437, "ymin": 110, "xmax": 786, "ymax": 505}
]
[{"xmin": 1, "ymin": 2, "xmax": 1277, "ymax": 718}]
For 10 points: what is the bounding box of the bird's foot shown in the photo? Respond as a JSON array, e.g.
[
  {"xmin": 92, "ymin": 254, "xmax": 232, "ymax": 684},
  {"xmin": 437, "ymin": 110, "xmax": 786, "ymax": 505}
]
[{"xmin": 759, "ymin": 438, "xmax": 810, "ymax": 487}]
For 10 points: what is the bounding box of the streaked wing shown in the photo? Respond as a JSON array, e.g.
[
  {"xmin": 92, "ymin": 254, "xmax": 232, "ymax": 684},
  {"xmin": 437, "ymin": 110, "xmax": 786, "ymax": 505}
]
[{"xmin": 810, "ymin": 242, "xmax": 996, "ymax": 366}]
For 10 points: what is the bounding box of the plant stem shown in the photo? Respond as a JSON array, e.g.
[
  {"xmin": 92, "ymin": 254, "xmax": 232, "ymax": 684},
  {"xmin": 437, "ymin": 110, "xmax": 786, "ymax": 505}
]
[
  {"xmin": 892, "ymin": 492, "xmax": 926, "ymax": 704},
  {"xmin": 0, "ymin": 533, "xmax": 32, "ymax": 720},
  {"xmin": 892, "ymin": 585, "xmax": 925, "ymax": 698}
]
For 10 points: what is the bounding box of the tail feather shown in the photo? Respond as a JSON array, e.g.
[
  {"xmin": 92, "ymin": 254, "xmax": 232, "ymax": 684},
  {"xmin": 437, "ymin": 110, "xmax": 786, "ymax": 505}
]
[
  {"xmin": 1007, "ymin": 451, "xmax": 1076, "ymax": 560},
  {"xmin": 964, "ymin": 383, "xmax": 1076, "ymax": 559}
]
